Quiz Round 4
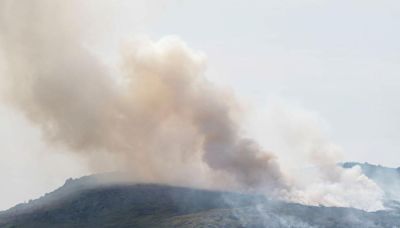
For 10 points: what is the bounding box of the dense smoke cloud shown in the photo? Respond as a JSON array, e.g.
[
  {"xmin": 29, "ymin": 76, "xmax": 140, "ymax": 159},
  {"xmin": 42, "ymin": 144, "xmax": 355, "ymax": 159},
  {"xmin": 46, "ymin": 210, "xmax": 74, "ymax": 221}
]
[
  {"xmin": 0, "ymin": 0, "xmax": 383, "ymax": 211},
  {"xmin": 0, "ymin": 0, "xmax": 284, "ymax": 191}
]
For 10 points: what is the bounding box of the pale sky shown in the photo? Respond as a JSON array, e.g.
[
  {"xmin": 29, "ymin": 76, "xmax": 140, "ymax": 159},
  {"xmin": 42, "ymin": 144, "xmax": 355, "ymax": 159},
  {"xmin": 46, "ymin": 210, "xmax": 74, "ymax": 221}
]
[{"xmin": 0, "ymin": 0, "xmax": 399, "ymax": 210}]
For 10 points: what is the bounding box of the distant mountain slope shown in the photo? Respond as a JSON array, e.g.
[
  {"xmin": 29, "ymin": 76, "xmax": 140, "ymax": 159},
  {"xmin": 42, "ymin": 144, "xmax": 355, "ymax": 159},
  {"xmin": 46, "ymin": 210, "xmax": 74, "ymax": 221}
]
[
  {"xmin": 0, "ymin": 167, "xmax": 399, "ymax": 227},
  {"xmin": 343, "ymin": 162, "xmax": 400, "ymax": 203}
]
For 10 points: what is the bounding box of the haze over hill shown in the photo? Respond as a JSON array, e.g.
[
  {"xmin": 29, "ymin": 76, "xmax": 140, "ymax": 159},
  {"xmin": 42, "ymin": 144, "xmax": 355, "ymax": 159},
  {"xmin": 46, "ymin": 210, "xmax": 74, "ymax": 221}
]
[{"xmin": 342, "ymin": 162, "xmax": 400, "ymax": 203}]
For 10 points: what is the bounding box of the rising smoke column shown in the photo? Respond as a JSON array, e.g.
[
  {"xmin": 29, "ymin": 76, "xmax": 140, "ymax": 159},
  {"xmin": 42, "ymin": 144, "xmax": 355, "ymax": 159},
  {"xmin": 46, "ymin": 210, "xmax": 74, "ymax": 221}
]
[
  {"xmin": 128, "ymin": 38, "xmax": 285, "ymax": 190},
  {"xmin": 0, "ymin": 0, "xmax": 286, "ymax": 191},
  {"xmin": 0, "ymin": 0, "xmax": 384, "ymax": 211}
]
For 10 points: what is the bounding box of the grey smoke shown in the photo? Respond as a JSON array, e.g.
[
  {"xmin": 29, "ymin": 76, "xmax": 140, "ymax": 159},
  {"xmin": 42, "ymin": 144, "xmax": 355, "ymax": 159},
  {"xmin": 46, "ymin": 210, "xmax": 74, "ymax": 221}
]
[
  {"xmin": 0, "ymin": 0, "xmax": 285, "ymax": 191},
  {"xmin": 0, "ymin": 0, "xmax": 384, "ymax": 211}
]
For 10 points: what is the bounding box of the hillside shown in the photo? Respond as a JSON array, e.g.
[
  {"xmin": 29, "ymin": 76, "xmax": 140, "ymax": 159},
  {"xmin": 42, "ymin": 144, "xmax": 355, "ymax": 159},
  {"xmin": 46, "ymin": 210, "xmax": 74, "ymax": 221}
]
[{"xmin": 0, "ymin": 165, "xmax": 399, "ymax": 227}]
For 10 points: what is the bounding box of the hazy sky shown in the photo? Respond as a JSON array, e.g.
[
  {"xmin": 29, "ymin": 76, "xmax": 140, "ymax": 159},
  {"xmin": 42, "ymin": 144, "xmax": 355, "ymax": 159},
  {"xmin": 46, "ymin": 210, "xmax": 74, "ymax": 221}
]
[
  {"xmin": 147, "ymin": 0, "xmax": 400, "ymax": 167},
  {"xmin": 0, "ymin": 0, "xmax": 399, "ymax": 210}
]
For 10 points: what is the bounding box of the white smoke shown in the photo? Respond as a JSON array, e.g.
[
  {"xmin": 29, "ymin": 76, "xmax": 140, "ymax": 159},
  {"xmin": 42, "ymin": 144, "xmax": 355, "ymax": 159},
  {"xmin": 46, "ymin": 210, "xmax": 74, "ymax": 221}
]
[
  {"xmin": 0, "ymin": 0, "xmax": 383, "ymax": 211},
  {"xmin": 249, "ymin": 100, "xmax": 384, "ymax": 211}
]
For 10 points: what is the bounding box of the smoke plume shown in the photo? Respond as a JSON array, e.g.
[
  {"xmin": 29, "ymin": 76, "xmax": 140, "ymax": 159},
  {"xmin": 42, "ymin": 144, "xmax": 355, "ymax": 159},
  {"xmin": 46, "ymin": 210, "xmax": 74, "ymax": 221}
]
[{"xmin": 0, "ymin": 0, "xmax": 383, "ymax": 211}]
